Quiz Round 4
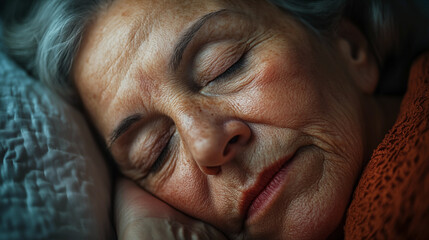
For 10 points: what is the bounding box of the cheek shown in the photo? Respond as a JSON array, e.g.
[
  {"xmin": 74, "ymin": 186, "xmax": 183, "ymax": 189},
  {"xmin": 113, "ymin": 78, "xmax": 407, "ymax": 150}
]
[
  {"xmin": 233, "ymin": 53, "xmax": 326, "ymax": 129},
  {"xmin": 148, "ymin": 153, "xmax": 214, "ymax": 218},
  {"xmin": 232, "ymin": 46, "xmax": 366, "ymax": 163}
]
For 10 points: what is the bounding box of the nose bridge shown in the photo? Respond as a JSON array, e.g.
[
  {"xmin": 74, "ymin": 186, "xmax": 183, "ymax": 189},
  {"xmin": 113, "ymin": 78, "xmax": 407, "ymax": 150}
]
[
  {"xmin": 165, "ymin": 95, "xmax": 212, "ymax": 128},
  {"xmin": 174, "ymin": 98, "xmax": 224, "ymax": 158}
]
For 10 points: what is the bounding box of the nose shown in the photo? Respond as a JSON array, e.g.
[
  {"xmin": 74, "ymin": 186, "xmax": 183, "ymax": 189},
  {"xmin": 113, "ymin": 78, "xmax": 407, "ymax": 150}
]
[{"xmin": 176, "ymin": 107, "xmax": 251, "ymax": 175}]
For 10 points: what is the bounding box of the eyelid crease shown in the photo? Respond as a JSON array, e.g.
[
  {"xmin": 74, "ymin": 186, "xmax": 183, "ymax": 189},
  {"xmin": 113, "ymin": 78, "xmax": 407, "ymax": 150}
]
[
  {"xmin": 170, "ymin": 9, "xmax": 230, "ymax": 71},
  {"xmin": 213, "ymin": 51, "xmax": 247, "ymax": 81},
  {"xmin": 199, "ymin": 51, "xmax": 252, "ymax": 96},
  {"xmin": 108, "ymin": 113, "xmax": 143, "ymax": 149},
  {"xmin": 136, "ymin": 125, "xmax": 175, "ymax": 179},
  {"xmin": 195, "ymin": 42, "xmax": 246, "ymax": 85},
  {"xmin": 150, "ymin": 130, "xmax": 174, "ymax": 173},
  {"xmin": 170, "ymin": 9, "xmax": 253, "ymax": 72}
]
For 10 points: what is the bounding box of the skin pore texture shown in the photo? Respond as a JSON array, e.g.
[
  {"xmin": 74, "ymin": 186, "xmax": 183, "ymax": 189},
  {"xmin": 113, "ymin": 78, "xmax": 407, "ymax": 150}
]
[{"xmin": 72, "ymin": 0, "xmax": 399, "ymax": 239}]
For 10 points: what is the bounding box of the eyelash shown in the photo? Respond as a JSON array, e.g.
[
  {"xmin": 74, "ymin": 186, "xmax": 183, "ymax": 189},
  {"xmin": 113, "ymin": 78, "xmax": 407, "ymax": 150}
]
[
  {"xmin": 212, "ymin": 52, "xmax": 247, "ymax": 83},
  {"xmin": 150, "ymin": 133, "xmax": 173, "ymax": 173}
]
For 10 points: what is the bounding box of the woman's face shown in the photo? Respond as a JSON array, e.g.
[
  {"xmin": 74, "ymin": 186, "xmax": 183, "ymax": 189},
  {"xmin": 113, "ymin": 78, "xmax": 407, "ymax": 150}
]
[{"xmin": 73, "ymin": 0, "xmax": 378, "ymax": 238}]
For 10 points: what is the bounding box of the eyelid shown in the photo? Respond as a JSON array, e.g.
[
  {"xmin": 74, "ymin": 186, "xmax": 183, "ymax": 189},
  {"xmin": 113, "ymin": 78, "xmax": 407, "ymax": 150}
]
[
  {"xmin": 194, "ymin": 41, "xmax": 246, "ymax": 86},
  {"xmin": 150, "ymin": 130, "xmax": 174, "ymax": 173},
  {"xmin": 108, "ymin": 114, "xmax": 143, "ymax": 149},
  {"xmin": 212, "ymin": 51, "xmax": 247, "ymax": 82},
  {"xmin": 174, "ymin": 11, "xmax": 255, "ymax": 73},
  {"xmin": 125, "ymin": 119, "xmax": 174, "ymax": 177}
]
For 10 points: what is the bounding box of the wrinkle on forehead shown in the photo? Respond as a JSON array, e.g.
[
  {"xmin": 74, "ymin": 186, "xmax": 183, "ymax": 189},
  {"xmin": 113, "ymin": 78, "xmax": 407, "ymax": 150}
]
[
  {"xmin": 73, "ymin": 0, "xmax": 160, "ymax": 132},
  {"xmin": 75, "ymin": 0, "xmax": 153, "ymax": 95},
  {"xmin": 74, "ymin": 0, "xmax": 187, "ymax": 104}
]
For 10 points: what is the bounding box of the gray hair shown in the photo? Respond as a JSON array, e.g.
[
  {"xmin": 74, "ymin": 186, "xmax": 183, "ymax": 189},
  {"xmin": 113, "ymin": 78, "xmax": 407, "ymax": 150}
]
[
  {"xmin": 2, "ymin": 0, "xmax": 428, "ymax": 103},
  {"xmin": 2, "ymin": 0, "xmax": 113, "ymax": 104}
]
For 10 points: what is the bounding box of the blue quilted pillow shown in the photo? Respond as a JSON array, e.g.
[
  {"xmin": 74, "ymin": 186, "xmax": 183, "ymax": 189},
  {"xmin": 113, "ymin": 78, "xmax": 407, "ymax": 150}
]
[{"xmin": 0, "ymin": 23, "xmax": 114, "ymax": 239}]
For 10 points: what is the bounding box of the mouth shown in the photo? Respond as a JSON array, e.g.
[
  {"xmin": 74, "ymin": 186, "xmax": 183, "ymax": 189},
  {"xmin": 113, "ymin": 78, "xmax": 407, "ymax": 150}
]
[{"xmin": 239, "ymin": 149, "xmax": 298, "ymax": 221}]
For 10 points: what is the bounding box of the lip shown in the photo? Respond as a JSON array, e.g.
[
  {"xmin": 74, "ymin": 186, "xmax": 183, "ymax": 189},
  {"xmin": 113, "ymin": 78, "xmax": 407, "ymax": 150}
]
[{"xmin": 239, "ymin": 150, "xmax": 297, "ymax": 221}]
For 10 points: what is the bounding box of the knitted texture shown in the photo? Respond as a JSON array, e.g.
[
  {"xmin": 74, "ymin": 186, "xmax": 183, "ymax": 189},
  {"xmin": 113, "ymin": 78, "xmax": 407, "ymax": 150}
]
[{"xmin": 345, "ymin": 53, "xmax": 429, "ymax": 239}]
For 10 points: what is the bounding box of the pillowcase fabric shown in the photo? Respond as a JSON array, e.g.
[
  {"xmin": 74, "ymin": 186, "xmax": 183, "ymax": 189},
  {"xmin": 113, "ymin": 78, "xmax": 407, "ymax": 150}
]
[
  {"xmin": 0, "ymin": 25, "xmax": 114, "ymax": 239},
  {"xmin": 345, "ymin": 52, "xmax": 429, "ymax": 239}
]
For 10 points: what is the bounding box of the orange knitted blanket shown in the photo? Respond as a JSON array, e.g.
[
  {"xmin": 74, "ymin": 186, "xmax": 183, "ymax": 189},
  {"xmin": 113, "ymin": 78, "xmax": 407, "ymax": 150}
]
[{"xmin": 345, "ymin": 53, "xmax": 429, "ymax": 239}]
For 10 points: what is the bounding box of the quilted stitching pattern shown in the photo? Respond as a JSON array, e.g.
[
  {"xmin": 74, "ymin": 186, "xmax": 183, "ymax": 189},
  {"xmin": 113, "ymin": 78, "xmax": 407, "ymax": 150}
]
[{"xmin": 0, "ymin": 36, "xmax": 113, "ymax": 239}]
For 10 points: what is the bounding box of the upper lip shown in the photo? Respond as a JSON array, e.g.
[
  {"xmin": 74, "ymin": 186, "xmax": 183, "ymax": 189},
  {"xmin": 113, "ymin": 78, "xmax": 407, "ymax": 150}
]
[{"xmin": 239, "ymin": 150, "xmax": 297, "ymax": 220}]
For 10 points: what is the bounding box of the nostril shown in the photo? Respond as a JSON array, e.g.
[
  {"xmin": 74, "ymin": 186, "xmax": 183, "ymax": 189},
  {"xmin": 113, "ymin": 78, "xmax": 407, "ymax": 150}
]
[
  {"xmin": 223, "ymin": 135, "xmax": 240, "ymax": 156},
  {"xmin": 228, "ymin": 135, "xmax": 239, "ymax": 144}
]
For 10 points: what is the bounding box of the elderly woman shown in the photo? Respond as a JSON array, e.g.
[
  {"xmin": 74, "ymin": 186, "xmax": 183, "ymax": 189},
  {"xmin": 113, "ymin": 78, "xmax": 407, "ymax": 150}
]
[{"xmin": 3, "ymin": 0, "xmax": 429, "ymax": 239}]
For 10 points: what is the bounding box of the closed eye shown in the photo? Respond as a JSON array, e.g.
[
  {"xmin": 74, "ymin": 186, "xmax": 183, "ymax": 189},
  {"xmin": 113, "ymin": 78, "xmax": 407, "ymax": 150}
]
[
  {"xmin": 212, "ymin": 53, "xmax": 247, "ymax": 82},
  {"xmin": 149, "ymin": 131, "xmax": 174, "ymax": 174}
]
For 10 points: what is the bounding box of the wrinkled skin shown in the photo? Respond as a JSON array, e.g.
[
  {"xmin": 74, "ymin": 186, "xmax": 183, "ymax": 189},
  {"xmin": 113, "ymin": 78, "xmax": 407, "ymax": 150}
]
[{"xmin": 72, "ymin": 0, "xmax": 396, "ymax": 239}]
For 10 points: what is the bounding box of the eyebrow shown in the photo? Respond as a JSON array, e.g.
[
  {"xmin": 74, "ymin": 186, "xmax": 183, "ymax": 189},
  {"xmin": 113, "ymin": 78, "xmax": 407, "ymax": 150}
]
[
  {"xmin": 169, "ymin": 9, "xmax": 228, "ymax": 71},
  {"xmin": 107, "ymin": 113, "xmax": 143, "ymax": 149}
]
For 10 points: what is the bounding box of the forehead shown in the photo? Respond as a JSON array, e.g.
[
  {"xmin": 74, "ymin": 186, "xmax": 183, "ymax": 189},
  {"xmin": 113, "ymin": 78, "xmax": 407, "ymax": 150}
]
[
  {"xmin": 74, "ymin": 0, "xmax": 222, "ymax": 83},
  {"xmin": 75, "ymin": 0, "xmax": 230, "ymax": 66}
]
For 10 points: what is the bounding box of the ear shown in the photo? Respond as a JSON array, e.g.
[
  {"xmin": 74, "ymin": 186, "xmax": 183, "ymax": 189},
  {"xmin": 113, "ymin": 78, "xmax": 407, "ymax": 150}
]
[{"xmin": 336, "ymin": 19, "xmax": 379, "ymax": 94}]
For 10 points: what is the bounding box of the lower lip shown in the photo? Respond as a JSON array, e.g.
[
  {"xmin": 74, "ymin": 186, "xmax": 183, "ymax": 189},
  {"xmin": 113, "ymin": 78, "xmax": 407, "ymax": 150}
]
[{"xmin": 246, "ymin": 157, "xmax": 293, "ymax": 220}]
